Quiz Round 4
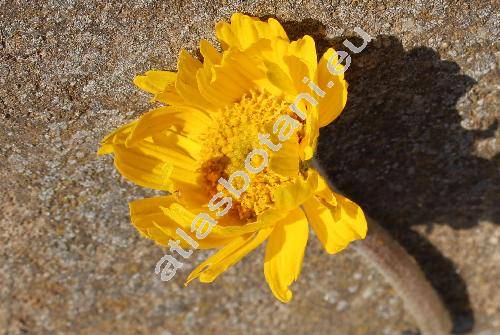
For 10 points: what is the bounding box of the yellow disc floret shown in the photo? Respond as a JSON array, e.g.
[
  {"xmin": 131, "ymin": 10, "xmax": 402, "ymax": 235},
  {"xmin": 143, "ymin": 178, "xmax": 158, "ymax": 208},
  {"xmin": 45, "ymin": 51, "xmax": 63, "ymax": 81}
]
[{"xmin": 199, "ymin": 90, "xmax": 300, "ymax": 220}]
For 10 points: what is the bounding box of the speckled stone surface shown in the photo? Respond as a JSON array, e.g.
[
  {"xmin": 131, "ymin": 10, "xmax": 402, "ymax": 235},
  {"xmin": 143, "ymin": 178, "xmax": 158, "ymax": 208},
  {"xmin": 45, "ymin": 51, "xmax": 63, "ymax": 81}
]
[{"xmin": 1, "ymin": 1, "xmax": 498, "ymax": 334}]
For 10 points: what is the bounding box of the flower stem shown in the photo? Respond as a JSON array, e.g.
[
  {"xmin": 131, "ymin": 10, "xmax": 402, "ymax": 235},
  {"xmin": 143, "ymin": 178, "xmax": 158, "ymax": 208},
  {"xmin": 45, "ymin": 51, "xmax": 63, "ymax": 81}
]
[
  {"xmin": 353, "ymin": 217, "xmax": 452, "ymax": 335},
  {"xmin": 311, "ymin": 160, "xmax": 452, "ymax": 334}
]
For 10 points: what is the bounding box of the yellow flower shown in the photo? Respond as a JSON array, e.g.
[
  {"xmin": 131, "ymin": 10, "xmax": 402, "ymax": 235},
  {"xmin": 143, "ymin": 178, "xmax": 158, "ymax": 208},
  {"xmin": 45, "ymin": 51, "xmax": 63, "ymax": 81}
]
[{"xmin": 98, "ymin": 13, "xmax": 367, "ymax": 303}]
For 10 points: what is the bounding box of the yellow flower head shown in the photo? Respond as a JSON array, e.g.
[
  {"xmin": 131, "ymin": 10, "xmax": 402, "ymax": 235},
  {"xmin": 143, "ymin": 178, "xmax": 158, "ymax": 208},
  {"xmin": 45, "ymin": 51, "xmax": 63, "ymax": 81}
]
[{"xmin": 98, "ymin": 13, "xmax": 367, "ymax": 303}]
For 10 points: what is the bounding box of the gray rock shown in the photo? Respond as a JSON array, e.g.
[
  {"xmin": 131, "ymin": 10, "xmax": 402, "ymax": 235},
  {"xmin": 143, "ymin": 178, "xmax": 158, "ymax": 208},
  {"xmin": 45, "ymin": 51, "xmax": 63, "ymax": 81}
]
[{"xmin": 1, "ymin": 1, "xmax": 498, "ymax": 334}]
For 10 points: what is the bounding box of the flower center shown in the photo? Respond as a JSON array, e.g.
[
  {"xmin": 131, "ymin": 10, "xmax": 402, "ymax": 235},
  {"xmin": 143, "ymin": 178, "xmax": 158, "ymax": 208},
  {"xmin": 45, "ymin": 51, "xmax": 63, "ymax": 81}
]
[{"xmin": 199, "ymin": 90, "xmax": 298, "ymax": 221}]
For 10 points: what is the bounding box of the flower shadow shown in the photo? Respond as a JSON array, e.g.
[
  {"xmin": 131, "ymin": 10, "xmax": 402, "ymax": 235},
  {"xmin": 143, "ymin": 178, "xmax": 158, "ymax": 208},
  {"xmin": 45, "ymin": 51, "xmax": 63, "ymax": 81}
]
[{"xmin": 279, "ymin": 18, "xmax": 499, "ymax": 333}]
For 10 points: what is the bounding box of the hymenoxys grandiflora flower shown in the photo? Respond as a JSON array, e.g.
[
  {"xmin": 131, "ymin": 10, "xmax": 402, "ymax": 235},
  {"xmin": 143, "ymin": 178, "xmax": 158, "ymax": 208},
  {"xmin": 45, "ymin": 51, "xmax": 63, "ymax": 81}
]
[{"xmin": 98, "ymin": 13, "xmax": 367, "ymax": 302}]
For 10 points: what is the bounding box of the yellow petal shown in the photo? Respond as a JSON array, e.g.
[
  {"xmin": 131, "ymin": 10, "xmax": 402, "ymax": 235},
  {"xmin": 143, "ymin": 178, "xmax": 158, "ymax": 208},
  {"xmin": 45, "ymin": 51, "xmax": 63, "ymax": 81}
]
[
  {"xmin": 196, "ymin": 52, "xmax": 254, "ymax": 107},
  {"xmin": 264, "ymin": 60, "xmax": 295, "ymax": 94},
  {"xmin": 217, "ymin": 208, "xmax": 287, "ymax": 236},
  {"xmin": 186, "ymin": 227, "xmax": 274, "ymax": 284},
  {"xmin": 162, "ymin": 203, "xmax": 285, "ymax": 239},
  {"xmin": 333, "ymin": 192, "xmax": 368, "ymax": 239},
  {"xmin": 314, "ymin": 172, "xmax": 337, "ymax": 207},
  {"xmin": 176, "ymin": 49, "xmax": 214, "ymax": 109},
  {"xmin": 113, "ymin": 145, "xmax": 174, "ymax": 191},
  {"xmin": 288, "ymin": 35, "xmax": 317, "ymax": 79},
  {"xmin": 152, "ymin": 132, "xmax": 202, "ymax": 162},
  {"xmin": 220, "ymin": 42, "xmax": 268, "ymax": 82},
  {"xmin": 132, "ymin": 134, "xmax": 204, "ymax": 200},
  {"xmin": 200, "ymin": 39, "xmax": 222, "ymax": 64},
  {"xmin": 133, "ymin": 70, "xmax": 183, "ymax": 105},
  {"xmin": 302, "ymin": 196, "xmax": 348, "ymax": 254},
  {"xmin": 196, "ymin": 66, "xmax": 234, "ymax": 107},
  {"xmin": 130, "ymin": 139, "xmax": 197, "ymax": 169},
  {"xmin": 266, "ymin": 17, "xmax": 289, "ymax": 41},
  {"xmin": 264, "ymin": 208, "xmax": 309, "ymax": 302},
  {"xmin": 97, "ymin": 120, "xmax": 137, "ymax": 156},
  {"xmin": 125, "ymin": 105, "xmax": 210, "ymax": 147},
  {"xmin": 99, "ymin": 120, "xmax": 167, "ymax": 187},
  {"xmin": 316, "ymin": 48, "xmax": 348, "ymax": 127},
  {"xmin": 273, "ymin": 170, "xmax": 318, "ymax": 211},
  {"xmin": 99, "ymin": 114, "xmax": 208, "ymax": 192},
  {"xmin": 129, "ymin": 196, "xmax": 178, "ymax": 246},
  {"xmin": 137, "ymin": 199, "xmax": 231, "ymax": 249},
  {"xmin": 99, "ymin": 117, "xmax": 203, "ymax": 192},
  {"xmin": 133, "ymin": 70, "xmax": 175, "ymax": 94},
  {"xmin": 202, "ymin": 42, "xmax": 270, "ymax": 102},
  {"xmin": 229, "ymin": 13, "xmax": 258, "ymax": 50},
  {"xmin": 216, "ymin": 13, "xmax": 288, "ymax": 51},
  {"xmin": 269, "ymin": 135, "xmax": 300, "ymax": 177},
  {"xmin": 299, "ymin": 102, "xmax": 319, "ymax": 161},
  {"xmin": 283, "ymin": 55, "xmax": 310, "ymax": 93},
  {"xmin": 303, "ymin": 171, "xmax": 367, "ymax": 253}
]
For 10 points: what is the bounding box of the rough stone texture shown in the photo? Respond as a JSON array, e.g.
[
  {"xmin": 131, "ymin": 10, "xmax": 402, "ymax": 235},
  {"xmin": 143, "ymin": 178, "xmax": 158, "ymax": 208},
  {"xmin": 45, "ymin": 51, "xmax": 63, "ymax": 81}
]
[{"xmin": 0, "ymin": 1, "xmax": 498, "ymax": 334}]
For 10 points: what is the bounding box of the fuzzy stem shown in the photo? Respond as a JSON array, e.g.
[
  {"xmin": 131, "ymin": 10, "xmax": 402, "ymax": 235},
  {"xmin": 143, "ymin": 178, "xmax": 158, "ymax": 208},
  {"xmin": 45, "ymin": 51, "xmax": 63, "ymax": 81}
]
[
  {"xmin": 311, "ymin": 160, "xmax": 452, "ymax": 334},
  {"xmin": 353, "ymin": 218, "xmax": 452, "ymax": 335}
]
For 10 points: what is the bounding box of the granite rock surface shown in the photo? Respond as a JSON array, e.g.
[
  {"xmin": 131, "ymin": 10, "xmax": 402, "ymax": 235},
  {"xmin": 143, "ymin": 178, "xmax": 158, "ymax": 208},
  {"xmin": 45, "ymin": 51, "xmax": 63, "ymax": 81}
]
[{"xmin": 1, "ymin": 1, "xmax": 498, "ymax": 334}]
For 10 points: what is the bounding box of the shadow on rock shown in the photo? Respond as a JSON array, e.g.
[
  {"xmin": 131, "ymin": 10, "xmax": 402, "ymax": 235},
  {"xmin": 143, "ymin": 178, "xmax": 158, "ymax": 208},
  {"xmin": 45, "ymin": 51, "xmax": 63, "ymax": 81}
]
[{"xmin": 279, "ymin": 18, "xmax": 500, "ymax": 333}]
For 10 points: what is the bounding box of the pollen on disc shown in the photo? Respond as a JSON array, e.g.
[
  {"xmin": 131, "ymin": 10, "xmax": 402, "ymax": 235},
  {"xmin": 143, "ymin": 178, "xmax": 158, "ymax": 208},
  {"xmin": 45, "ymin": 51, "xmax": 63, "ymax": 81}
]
[{"xmin": 198, "ymin": 90, "xmax": 300, "ymax": 221}]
